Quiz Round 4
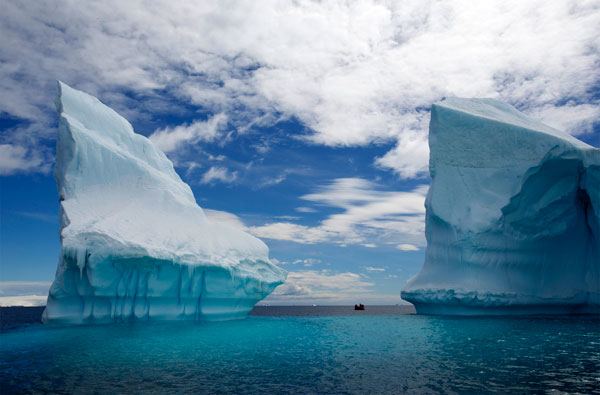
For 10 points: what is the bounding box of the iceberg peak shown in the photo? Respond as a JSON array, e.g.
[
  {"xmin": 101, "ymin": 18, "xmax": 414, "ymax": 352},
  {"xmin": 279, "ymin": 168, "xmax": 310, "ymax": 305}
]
[{"xmin": 43, "ymin": 82, "xmax": 286, "ymax": 324}]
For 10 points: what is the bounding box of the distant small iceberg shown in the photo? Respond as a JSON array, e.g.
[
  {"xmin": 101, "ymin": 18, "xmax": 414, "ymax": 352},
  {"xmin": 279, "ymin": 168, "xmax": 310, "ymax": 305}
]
[{"xmin": 402, "ymin": 98, "xmax": 599, "ymax": 315}]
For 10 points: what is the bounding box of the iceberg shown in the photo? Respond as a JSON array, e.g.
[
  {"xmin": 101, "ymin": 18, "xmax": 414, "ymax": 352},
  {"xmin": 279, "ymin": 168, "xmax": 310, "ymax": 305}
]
[
  {"xmin": 43, "ymin": 82, "xmax": 286, "ymax": 324},
  {"xmin": 402, "ymin": 98, "xmax": 599, "ymax": 315}
]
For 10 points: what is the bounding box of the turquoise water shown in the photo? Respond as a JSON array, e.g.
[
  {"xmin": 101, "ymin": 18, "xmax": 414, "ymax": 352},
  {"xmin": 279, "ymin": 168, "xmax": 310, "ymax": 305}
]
[{"xmin": 2, "ymin": 314, "xmax": 599, "ymax": 393}]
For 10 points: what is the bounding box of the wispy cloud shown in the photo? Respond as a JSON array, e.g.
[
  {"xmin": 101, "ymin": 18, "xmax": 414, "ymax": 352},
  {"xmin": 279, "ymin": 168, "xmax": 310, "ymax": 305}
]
[
  {"xmin": 200, "ymin": 166, "xmax": 238, "ymax": 185},
  {"xmin": 250, "ymin": 178, "xmax": 427, "ymax": 247},
  {"xmin": 249, "ymin": 222, "xmax": 332, "ymax": 245},
  {"xmin": 295, "ymin": 207, "xmax": 317, "ymax": 213},
  {"xmin": 292, "ymin": 258, "xmax": 321, "ymax": 267},
  {"xmin": 365, "ymin": 266, "xmax": 385, "ymax": 272},
  {"xmin": 1, "ymin": 1, "xmax": 598, "ymax": 175},
  {"xmin": 149, "ymin": 113, "xmax": 228, "ymax": 153},
  {"xmin": 258, "ymin": 174, "xmax": 287, "ymax": 188},
  {"xmin": 14, "ymin": 211, "xmax": 58, "ymax": 223}
]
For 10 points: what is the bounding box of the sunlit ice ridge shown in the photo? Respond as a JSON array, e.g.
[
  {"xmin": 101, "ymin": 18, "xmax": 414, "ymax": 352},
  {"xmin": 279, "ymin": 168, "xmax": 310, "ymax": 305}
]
[
  {"xmin": 402, "ymin": 97, "xmax": 599, "ymax": 315},
  {"xmin": 43, "ymin": 82, "xmax": 286, "ymax": 324}
]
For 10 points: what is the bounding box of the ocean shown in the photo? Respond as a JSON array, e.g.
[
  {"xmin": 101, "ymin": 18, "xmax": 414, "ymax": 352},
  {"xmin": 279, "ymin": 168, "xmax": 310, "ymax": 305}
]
[{"xmin": 1, "ymin": 306, "xmax": 599, "ymax": 394}]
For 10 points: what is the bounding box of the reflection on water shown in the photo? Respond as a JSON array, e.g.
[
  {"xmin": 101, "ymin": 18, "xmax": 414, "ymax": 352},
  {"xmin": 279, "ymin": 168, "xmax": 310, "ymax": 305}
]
[{"xmin": 1, "ymin": 311, "xmax": 599, "ymax": 394}]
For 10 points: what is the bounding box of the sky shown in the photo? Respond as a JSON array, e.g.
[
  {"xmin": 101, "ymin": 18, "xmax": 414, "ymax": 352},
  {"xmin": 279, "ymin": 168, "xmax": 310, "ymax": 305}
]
[{"xmin": 1, "ymin": 0, "xmax": 599, "ymax": 306}]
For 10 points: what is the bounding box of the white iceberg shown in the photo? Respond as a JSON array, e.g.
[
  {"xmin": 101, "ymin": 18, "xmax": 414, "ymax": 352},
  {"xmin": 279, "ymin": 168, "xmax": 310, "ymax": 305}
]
[
  {"xmin": 43, "ymin": 82, "xmax": 286, "ymax": 324},
  {"xmin": 402, "ymin": 98, "xmax": 599, "ymax": 315}
]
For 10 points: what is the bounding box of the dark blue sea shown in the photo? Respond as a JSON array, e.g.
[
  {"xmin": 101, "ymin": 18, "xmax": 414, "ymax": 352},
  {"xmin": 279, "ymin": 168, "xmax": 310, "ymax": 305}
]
[{"xmin": 1, "ymin": 306, "xmax": 599, "ymax": 394}]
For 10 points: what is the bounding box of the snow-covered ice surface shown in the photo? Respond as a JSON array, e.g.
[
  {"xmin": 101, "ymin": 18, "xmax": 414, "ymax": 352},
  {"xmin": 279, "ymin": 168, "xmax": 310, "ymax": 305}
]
[
  {"xmin": 402, "ymin": 98, "xmax": 599, "ymax": 315},
  {"xmin": 43, "ymin": 82, "xmax": 286, "ymax": 324}
]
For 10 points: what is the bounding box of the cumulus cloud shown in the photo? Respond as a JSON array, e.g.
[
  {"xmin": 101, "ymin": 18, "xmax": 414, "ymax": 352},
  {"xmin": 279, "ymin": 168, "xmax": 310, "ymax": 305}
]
[
  {"xmin": 0, "ymin": 144, "xmax": 49, "ymax": 175},
  {"xmin": 375, "ymin": 128, "xmax": 431, "ymax": 178},
  {"xmin": 264, "ymin": 269, "xmax": 403, "ymax": 304},
  {"xmin": 1, "ymin": 0, "xmax": 598, "ymax": 175},
  {"xmin": 200, "ymin": 166, "xmax": 238, "ymax": 184},
  {"xmin": 365, "ymin": 266, "xmax": 386, "ymax": 272},
  {"xmin": 265, "ymin": 270, "xmax": 372, "ymax": 301},
  {"xmin": 250, "ymin": 178, "xmax": 427, "ymax": 247},
  {"xmin": 0, "ymin": 281, "xmax": 51, "ymax": 306}
]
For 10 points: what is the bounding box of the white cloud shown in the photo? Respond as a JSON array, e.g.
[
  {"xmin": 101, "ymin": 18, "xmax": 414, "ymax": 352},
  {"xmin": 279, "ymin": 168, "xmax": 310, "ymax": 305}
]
[
  {"xmin": 375, "ymin": 128, "xmax": 431, "ymax": 178},
  {"xmin": 274, "ymin": 215, "xmax": 300, "ymax": 221},
  {"xmin": 291, "ymin": 258, "xmax": 321, "ymax": 267},
  {"xmin": 251, "ymin": 178, "xmax": 427, "ymax": 247},
  {"xmin": 269, "ymin": 258, "xmax": 293, "ymax": 265},
  {"xmin": 396, "ymin": 244, "xmax": 419, "ymax": 251},
  {"xmin": 258, "ymin": 174, "xmax": 287, "ymax": 188},
  {"xmin": 200, "ymin": 166, "xmax": 238, "ymax": 184},
  {"xmin": 264, "ymin": 269, "xmax": 403, "ymax": 304},
  {"xmin": 276, "ymin": 271, "xmax": 372, "ymax": 293},
  {"xmin": 203, "ymin": 208, "xmax": 247, "ymax": 231},
  {"xmin": 525, "ymin": 103, "xmax": 600, "ymax": 136},
  {"xmin": 295, "ymin": 207, "xmax": 317, "ymax": 213},
  {"xmin": 250, "ymin": 222, "xmax": 333, "ymax": 244},
  {"xmin": 207, "ymin": 154, "xmax": 227, "ymax": 161},
  {"xmin": 149, "ymin": 113, "xmax": 227, "ymax": 153},
  {"xmin": 264, "ymin": 270, "xmax": 377, "ymax": 303},
  {"xmin": 0, "ymin": 144, "xmax": 48, "ymax": 175},
  {"xmin": 0, "ymin": 281, "xmax": 51, "ymax": 306},
  {"xmin": 1, "ymin": 1, "xmax": 598, "ymax": 175},
  {"xmin": 0, "ymin": 295, "xmax": 47, "ymax": 307},
  {"xmin": 365, "ymin": 266, "xmax": 385, "ymax": 272}
]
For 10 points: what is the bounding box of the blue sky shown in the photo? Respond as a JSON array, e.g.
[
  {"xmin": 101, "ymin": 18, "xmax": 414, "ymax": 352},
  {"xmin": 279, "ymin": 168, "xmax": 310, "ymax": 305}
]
[{"xmin": 1, "ymin": 0, "xmax": 599, "ymax": 305}]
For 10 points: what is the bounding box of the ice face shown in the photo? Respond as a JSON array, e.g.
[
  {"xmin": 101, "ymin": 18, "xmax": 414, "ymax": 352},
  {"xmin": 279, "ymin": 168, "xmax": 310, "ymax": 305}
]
[
  {"xmin": 402, "ymin": 98, "xmax": 599, "ymax": 315},
  {"xmin": 43, "ymin": 82, "xmax": 286, "ymax": 324}
]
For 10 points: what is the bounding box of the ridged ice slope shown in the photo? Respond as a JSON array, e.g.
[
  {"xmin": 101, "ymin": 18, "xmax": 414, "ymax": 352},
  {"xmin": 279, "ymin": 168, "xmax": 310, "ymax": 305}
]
[
  {"xmin": 43, "ymin": 82, "xmax": 286, "ymax": 324},
  {"xmin": 402, "ymin": 98, "xmax": 599, "ymax": 315}
]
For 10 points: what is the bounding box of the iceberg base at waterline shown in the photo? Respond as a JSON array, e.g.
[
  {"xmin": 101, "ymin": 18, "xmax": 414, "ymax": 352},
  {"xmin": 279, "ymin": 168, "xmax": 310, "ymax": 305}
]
[
  {"xmin": 401, "ymin": 290, "xmax": 599, "ymax": 316},
  {"xmin": 44, "ymin": 252, "xmax": 282, "ymax": 324},
  {"xmin": 43, "ymin": 82, "xmax": 285, "ymax": 324}
]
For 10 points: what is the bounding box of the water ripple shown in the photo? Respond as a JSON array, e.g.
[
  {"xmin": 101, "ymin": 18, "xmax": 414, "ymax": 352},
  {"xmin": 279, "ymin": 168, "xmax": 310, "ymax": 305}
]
[{"xmin": 1, "ymin": 315, "xmax": 599, "ymax": 394}]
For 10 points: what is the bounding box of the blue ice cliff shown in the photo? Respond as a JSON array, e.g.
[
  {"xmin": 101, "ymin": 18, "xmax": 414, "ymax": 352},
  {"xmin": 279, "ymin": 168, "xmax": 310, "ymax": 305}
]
[
  {"xmin": 43, "ymin": 82, "xmax": 286, "ymax": 324},
  {"xmin": 402, "ymin": 98, "xmax": 599, "ymax": 315}
]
